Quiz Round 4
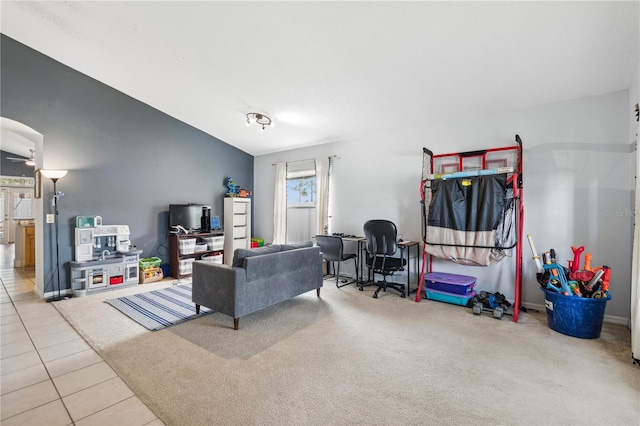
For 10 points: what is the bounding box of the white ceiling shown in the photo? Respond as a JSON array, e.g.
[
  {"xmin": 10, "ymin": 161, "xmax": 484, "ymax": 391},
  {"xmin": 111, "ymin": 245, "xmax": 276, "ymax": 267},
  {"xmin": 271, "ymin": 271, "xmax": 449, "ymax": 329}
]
[{"xmin": 1, "ymin": 1, "xmax": 638, "ymax": 157}]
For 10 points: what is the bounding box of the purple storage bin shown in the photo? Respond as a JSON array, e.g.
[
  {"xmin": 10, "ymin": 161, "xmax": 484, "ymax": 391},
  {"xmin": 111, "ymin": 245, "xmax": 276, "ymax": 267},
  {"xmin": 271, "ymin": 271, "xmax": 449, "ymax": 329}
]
[{"xmin": 425, "ymin": 272, "xmax": 476, "ymax": 295}]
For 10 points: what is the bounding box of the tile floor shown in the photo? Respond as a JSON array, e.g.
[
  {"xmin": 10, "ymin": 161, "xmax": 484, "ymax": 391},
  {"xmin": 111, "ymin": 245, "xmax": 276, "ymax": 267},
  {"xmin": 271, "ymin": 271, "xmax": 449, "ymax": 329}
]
[{"xmin": 0, "ymin": 244, "xmax": 163, "ymax": 425}]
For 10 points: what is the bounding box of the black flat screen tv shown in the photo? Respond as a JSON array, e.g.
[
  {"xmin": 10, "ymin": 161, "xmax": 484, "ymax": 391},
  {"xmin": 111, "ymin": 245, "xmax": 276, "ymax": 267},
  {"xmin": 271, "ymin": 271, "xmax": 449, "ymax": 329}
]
[{"xmin": 169, "ymin": 204, "xmax": 209, "ymax": 232}]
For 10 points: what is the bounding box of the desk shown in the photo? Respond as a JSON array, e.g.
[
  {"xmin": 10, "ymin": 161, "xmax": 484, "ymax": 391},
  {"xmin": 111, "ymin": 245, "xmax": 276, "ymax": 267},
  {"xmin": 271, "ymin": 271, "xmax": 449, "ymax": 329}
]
[{"xmin": 352, "ymin": 238, "xmax": 419, "ymax": 297}]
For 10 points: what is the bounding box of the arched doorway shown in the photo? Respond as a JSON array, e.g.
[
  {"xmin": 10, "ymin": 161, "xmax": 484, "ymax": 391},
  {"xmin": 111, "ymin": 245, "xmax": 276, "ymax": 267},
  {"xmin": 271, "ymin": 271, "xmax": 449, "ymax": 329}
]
[{"xmin": 1, "ymin": 117, "xmax": 45, "ymax": 296}]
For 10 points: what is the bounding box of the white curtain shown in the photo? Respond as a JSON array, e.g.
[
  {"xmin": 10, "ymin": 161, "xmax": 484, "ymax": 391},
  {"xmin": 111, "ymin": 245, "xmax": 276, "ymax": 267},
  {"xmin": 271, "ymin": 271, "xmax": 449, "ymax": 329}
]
[
  {"xmin": 315, "ymin": 157, "xmax": 330, "ymax": 236},
  {"xmin": 272, "ymin": 162, "xmax": 287, "ymax": 244},
  {"xmin": 632, "ymin": 116, "xmax": 639, "ymax": 362}
]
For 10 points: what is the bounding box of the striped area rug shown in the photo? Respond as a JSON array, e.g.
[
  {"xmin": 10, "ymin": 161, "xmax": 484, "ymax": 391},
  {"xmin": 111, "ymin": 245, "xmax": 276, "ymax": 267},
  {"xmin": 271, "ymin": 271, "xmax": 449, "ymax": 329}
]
[{"xmin": 106, "ymin": 284, "xmax": 212, "ymax": 331}]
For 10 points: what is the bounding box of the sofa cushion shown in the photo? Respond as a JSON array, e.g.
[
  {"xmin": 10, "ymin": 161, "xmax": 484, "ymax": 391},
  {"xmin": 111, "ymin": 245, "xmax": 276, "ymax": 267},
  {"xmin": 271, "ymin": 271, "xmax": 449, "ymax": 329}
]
[
  {"xmin": 233, "ymin": 244, "xmax": 282, "ymax": 267},
  {"xmin": 280, "ymin": 241, "xmax": 313, "ymax": 251}
]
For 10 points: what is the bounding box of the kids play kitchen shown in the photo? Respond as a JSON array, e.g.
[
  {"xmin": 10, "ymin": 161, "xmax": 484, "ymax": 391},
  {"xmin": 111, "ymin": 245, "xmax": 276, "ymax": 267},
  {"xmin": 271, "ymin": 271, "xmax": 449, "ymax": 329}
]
[
  {"xmin": 69, "ymin": 215, "xmax": 142, "ymax": 296},
  {"xmin": 527, "ymin": 235, "xmax": 612, "ymax": 339}
]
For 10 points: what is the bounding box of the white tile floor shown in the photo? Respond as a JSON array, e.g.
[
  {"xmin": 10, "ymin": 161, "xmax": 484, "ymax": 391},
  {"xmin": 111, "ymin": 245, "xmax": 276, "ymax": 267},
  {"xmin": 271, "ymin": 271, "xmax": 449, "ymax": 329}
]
[{"xmin": 0, "ymin": 244, "xmax": 163, "ymax": 425}]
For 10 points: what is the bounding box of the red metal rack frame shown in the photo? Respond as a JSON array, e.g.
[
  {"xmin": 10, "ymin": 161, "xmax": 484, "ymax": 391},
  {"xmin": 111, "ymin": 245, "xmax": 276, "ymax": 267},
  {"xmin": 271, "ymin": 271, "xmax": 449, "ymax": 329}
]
[{"xmin": 416, "ymin": 135, "xmax": 524, "ymax": 322}]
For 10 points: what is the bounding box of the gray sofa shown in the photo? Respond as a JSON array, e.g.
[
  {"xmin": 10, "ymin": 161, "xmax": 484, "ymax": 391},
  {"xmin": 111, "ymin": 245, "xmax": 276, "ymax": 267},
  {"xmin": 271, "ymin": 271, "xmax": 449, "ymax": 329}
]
[{"xmin": 192, "ymin": 242, "xmax": 323, "ymax": 330}]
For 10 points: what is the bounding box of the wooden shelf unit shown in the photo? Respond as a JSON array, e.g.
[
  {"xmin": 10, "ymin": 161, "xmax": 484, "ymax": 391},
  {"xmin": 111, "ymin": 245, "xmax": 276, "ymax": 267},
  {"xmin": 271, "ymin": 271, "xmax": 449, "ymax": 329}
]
[{"xmin": 169, "ymin": 231, "xmax": 224, "ymax": 279}]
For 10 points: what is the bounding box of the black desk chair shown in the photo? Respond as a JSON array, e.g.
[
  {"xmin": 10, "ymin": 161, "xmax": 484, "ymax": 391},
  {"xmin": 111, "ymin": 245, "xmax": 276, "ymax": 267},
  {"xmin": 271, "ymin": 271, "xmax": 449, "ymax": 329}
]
[
  {"xmin": 362, "ymin": 220, "xmax": 406, "ymax": 298},
  {"xmin": 314, "ymin": 235, "xmax": 358, "ymax": 288}
]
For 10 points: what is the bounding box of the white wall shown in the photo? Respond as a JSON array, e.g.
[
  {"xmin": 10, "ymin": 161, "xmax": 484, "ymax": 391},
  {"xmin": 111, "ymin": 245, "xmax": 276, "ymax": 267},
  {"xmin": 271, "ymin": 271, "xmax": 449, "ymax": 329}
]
[{"xmin": 254, "ymin": 90, "xmax": 633, "ymax": 319}]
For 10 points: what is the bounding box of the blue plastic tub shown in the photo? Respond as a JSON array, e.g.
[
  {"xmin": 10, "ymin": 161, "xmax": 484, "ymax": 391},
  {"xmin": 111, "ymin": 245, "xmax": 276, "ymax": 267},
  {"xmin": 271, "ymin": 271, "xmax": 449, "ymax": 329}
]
[
  {"xmin": 541, "ymin": 288, "xmax": 611, "ymax": 339},
  {"xmin": 425, "ymin": 289, "xmax": 476, "ymax": 306}
]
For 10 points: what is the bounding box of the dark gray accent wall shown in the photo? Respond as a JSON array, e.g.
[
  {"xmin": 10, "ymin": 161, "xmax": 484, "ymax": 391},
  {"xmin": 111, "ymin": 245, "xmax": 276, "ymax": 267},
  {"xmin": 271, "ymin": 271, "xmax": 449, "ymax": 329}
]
[{"xmin": 1, "ymin": 35, "xmax": 253, "ymax": 293}]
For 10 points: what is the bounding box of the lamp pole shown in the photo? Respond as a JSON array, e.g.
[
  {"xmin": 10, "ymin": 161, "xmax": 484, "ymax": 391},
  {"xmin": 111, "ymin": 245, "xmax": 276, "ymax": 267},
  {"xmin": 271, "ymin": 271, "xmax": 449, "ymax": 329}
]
[
  {"xmin": 40, "ymin": 170, "xmax": 68, "ymax": 302},
  {"xmin": 51, "ymin": 177, "xmax": 62, "ymax": 301}
]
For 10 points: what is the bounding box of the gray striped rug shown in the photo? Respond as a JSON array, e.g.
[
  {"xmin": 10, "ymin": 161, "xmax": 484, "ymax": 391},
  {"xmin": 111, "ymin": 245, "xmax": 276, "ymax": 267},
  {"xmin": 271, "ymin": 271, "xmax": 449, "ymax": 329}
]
[{"xmin": 106, "ymin": 283, "xmax": 212, "ymax": 331}]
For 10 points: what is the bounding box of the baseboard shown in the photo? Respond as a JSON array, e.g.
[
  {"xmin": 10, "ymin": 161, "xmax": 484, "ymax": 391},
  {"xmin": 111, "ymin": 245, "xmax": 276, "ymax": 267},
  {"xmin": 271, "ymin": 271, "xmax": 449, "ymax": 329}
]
[
  {"xmin": 522, "ymin": 302, "xmax": 629, "ymax": 326},
  {"xmin": 43, "ymin": 289, "xmax": 72, "ymax": 301}
]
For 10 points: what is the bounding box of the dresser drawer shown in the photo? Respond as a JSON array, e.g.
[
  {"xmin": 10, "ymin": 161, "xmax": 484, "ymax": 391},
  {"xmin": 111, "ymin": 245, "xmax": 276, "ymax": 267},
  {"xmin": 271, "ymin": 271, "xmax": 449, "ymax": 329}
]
[
  {"xmin": 233, "ymin": 226, "xmax": 247, "ymax": 238},
  {"xmin": 233, "ymin": 202, "xmax": 249, "ymax": 214},
  {"xmin": 233, "ymin": 238, "xmax": 248, "ymax": 251},
  {"xmin": 233, "ymin": 214, "xmax": 247, "ymax": 226}
]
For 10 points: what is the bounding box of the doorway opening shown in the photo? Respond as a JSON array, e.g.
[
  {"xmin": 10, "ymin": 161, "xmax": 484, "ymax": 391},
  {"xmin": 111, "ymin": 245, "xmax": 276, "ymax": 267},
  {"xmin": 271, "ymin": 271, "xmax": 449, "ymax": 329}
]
[{"xmin": 1, "ymin": 117, "xmax": 44, "ymax": 296}]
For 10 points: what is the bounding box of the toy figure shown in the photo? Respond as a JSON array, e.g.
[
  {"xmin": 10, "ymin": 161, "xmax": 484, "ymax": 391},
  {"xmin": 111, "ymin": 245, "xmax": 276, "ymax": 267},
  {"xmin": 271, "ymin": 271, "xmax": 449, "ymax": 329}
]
[{"xmin": 226, "ymin": 177, "xmax": 239, "ymax": 197}]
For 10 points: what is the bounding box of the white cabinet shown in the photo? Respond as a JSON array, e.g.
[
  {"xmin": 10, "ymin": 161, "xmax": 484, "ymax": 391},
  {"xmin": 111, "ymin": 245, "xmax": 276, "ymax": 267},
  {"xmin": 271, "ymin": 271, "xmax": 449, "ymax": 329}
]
[{"xmin": 224, "ymin": 198, "xmax": 251, "ymax": 265}]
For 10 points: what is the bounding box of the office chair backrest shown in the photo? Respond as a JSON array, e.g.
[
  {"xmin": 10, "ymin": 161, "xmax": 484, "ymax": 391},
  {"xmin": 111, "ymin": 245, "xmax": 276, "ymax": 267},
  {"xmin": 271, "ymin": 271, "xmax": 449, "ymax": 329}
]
[
  {"xmin": 363, "ymin": 220, "xmax": 398, "ymax": 256},
  {"xmin": 314, "ymin": 235, "xmax": 343, "ymax": 262}
]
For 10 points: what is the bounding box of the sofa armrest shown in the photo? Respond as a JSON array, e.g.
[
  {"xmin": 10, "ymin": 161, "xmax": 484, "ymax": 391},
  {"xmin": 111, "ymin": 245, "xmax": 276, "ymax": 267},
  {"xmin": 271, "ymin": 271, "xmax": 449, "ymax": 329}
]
[{"xmin": 192, "ymin": 261, "xmax": 247, "ymax": 317}]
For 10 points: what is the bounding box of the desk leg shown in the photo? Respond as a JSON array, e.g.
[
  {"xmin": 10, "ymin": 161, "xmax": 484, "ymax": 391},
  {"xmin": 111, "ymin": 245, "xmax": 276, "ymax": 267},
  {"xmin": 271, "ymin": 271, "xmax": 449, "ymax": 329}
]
[
  {"xmin": 406, "ymin": 247, "xmax": 410, "ymax": 297},
  {"xmin": 407, "ymin": 244, "xmax": 419, "ymax": 297},
  {"xmin": 357, "ymin": 241, "xmax": 362, "ymax": 286}
]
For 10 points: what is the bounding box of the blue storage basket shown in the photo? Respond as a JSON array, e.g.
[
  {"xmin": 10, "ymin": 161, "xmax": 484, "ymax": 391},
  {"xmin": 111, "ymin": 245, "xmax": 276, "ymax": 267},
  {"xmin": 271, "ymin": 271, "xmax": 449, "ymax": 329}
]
[{"xmin": 542, "ymin": 288, "xmax": 611, "ymax": 339}]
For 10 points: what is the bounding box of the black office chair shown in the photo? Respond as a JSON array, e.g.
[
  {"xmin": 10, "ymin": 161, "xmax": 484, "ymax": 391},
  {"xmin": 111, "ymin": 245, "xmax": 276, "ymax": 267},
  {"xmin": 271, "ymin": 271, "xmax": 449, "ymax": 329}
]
[
  {"xmin": 362, "ymin": 220, "xmax": 406, "ymax": 298},
  {"xmin": 314, "ymin": 235, "xmax": 358, "ymax": 288}
]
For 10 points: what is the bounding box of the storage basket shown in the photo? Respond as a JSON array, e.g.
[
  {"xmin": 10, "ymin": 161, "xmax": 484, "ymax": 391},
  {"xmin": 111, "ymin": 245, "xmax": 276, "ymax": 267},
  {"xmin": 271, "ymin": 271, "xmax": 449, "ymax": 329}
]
[
  {"xmin": 201, "ymin": 253, "xmax": 223, "ymax": 264},
  {"xmin": 202, "ymin": 236, "xmax": 224, "ymax": 251},
  {"xmin": 139, "ymin": 266, "xmax": 164, "ymax": 284},
  {"xmin": 195, "ymin": 243, "xmax": 208, "ymax": 252},
  {"xmin": 542, "ymin": 288, "xmax": 611, "ymax": 339},
  {"xmin": 139, "ymin": 257, "xmax": 161, "ymax": 270},
  {"xmin": 179, "ymin": 238, "xmax": 196, "ymax": 255},
  {"xmin": 179, "ymin": 258, "xmax": 195, "ymax": 275}
]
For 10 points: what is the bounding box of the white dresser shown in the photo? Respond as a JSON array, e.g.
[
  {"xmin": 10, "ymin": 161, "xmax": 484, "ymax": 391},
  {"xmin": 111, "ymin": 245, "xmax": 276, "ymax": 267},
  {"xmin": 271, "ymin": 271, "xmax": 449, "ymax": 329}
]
[{"xmin": 223, "ymin": 197, "xmax": 252, "ymax": 264}]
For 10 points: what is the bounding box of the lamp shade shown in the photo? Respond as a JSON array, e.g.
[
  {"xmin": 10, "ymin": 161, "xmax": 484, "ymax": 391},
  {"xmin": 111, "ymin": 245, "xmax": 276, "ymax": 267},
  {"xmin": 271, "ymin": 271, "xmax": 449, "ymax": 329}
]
[{"xmin": 40, "ymin": 169, "xmax": 68, "ymax": 180}]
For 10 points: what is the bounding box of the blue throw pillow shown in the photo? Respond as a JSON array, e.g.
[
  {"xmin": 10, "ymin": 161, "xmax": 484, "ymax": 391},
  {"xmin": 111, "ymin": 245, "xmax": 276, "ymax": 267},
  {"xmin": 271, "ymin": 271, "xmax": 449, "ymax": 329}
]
[{"xmin": 232, "ymin": 245, "xmax": 282, "ymax": 267}]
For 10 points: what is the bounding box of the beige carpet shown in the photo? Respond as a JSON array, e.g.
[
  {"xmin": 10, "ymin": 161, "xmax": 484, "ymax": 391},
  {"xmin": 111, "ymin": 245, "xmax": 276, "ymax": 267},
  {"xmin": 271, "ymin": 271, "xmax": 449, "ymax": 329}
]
[{"xmin": 54, "ymin": 278, "xmax": 639, "ymax": 425}]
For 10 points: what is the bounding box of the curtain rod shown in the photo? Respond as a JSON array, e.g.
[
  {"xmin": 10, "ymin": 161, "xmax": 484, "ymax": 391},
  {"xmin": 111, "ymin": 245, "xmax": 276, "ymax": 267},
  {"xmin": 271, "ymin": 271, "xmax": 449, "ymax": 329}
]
[{"xmin": 272, "ymin": 155, "xmax": 337, "ymax": 166}]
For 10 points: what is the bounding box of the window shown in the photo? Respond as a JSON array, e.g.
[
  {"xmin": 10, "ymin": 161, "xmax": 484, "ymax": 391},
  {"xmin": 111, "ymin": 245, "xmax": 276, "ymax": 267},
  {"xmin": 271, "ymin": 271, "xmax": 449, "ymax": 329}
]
[
  {"xmin": 286, "ymin": 160, "xmax": 317, "ymax": 243},
  {"xmin": 287, "ymin": 177, "xmax": 316, "ymax": 205},
  {"xmin": 273, "ymin": 158, "xmax": 331, "ymax": 244}
]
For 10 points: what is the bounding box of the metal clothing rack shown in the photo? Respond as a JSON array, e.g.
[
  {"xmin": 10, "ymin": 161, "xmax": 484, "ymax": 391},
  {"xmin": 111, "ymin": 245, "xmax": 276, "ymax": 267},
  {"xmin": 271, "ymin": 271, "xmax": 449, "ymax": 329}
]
[{"xmin": 415, "ymin": 135, "xmax": 524, "ymax": 322}]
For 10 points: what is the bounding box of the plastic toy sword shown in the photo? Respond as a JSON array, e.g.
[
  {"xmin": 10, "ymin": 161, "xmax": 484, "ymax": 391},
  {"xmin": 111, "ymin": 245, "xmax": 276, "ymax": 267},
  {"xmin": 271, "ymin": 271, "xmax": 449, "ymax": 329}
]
[{"xmin": 527, "ymin": 234, "xmax": 544, "ymax": 273}]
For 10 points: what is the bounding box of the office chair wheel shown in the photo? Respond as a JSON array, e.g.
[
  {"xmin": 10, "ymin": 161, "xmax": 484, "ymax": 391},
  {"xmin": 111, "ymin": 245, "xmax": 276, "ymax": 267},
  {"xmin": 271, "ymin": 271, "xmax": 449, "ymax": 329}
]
[
  {"xmin": 400, "ymin": 292, "xmax": 406, "ymax": 298},
  {"xmin": 358, "ymin": 286, "xmax": 364, "ymax": 291},
  {"xmin": 373, "ymin": 293, "xmax": 378, "ymax": 298}
]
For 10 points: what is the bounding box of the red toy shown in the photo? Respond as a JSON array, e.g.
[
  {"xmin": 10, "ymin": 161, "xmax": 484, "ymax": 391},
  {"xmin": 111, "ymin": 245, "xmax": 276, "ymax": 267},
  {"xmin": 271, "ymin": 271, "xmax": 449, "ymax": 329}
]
[{"xmin": 570, "ymin": 245, "xmax": 584, "ymax": 273}]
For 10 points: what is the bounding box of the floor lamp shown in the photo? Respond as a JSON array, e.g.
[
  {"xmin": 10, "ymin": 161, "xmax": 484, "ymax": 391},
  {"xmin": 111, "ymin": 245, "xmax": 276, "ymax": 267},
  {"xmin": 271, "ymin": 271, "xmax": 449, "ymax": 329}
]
[{"xmin": 40, "ymin": 169, "xmax": 68, "ymax": 302}]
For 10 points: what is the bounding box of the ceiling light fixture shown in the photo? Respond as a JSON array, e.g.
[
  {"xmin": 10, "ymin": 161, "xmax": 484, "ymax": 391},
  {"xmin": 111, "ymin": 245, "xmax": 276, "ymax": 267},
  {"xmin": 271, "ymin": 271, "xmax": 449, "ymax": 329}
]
[
  {"xmin": 7, "ymin": 148, "xmax": 36, "ymax": 166},
  {"xmin": 246, "ymin": 112, "xmax": 272, "ymax": 132}
]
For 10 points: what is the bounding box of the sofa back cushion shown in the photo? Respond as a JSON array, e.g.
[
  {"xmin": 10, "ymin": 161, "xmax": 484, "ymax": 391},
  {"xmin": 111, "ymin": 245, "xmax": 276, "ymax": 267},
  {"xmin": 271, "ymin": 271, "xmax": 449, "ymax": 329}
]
[
  {"xmin": 280, "ymin": 241, "xmax": 313, "ymax": 251},
  {"xmin": 244, "ymin": 245, "xmax": 321, "ymax": 283},
  {"xmin": 233, "ymin": 244, "xmax": 281, "ymax": 267}
]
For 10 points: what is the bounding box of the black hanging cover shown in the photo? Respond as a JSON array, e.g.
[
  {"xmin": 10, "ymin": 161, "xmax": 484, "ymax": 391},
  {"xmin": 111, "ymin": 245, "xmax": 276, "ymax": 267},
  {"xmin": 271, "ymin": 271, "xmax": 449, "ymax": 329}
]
[{"xmin": 425, "ymin": 174, "xmax": 514, "ymax": 266}]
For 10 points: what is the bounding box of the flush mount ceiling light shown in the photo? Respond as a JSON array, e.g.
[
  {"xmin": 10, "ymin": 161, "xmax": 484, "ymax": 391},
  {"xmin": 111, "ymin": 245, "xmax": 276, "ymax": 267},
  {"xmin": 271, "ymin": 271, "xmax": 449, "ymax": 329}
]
[{"xmin": 246, "ymin": 112, "xmax": 273, "ymax": 132}]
